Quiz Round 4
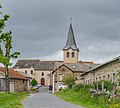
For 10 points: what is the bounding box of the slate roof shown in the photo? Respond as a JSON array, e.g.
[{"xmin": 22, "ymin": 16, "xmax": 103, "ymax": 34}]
[
  {"xmin": 13, "ymin": 59, "xmax": 40, "ymax": 68},
  {"xmin": 52, "ymin": 61, "xmax": 100, "ymax": 73},
  {"xmin": 34, "ymin": 61, "xmax": 63, "ymax": 71},
  {"xmin": 0, "ymin": 67, "xmax": 27, "ymax": 80},
  {"xmin": 63, "ymin": 23, "xmax": 79, "ymax": 51},
  {"xmin": 81, "ymin": 56, "xmax": 120, "ymax": 76},
  {"xmin": 13, "ymin": 59, "xmax": 99, "ymax": 73}
]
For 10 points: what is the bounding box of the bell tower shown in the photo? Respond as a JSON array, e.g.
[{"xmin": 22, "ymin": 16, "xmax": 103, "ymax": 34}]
[{"xmin": 63, "ymin": 22, "xmax": 79, "ymax": 63}]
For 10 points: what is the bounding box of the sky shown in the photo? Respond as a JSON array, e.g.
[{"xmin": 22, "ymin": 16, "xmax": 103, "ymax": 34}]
[{"xmin": 1, "ymin": 0, "xmax": 120, "ymax": 65}]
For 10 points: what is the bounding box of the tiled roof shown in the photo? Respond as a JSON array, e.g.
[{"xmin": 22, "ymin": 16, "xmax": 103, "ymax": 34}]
[
  {"xmin": 17, "ymin": 71, "xmax": 32, "ymax": 79},
  {"xmin": 0, "ymin": 67, "xmax": 27, "ymax": 80},
  {"xmin": 13, "ymin": 59, "xmax": 40, "ymax": 68}
]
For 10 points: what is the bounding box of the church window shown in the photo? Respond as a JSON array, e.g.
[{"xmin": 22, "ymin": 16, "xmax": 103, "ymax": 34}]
[
  {"xmin": 66, "ymin": 52, "xmax": 69, "ymax": 58},
  {"xmin": 72, "ymin": 52, "xmax": 74, "ymax": 57},
  {"xmin": 31, "ymin": 70, "xmax": 33, "ymax": 74},
  {"xmin": 25, "ymin": 70, "xmax": 27, "ymax": 74},
  {"xmin": 42, "ymin": 72, "xmax": 44, "ymax": 76}
]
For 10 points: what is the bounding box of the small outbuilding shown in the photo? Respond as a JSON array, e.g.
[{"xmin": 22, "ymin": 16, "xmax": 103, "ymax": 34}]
[{"xmin": 0, "ymin": 67, "xmax": 29, "ymax": 92}]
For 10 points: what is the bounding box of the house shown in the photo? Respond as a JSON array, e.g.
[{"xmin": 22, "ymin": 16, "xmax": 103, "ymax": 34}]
[
  {"xmin": 81, "ymin": 56, "xmax": 120, "ymax": 85},
  {"xmin": 0, "ymin": 67, "xmax": 29, "ymax": 92}
]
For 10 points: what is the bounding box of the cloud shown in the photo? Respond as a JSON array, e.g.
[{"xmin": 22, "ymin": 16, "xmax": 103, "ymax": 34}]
[{"xmin": 1, "ymin": 0, "xmax": 120, "ymax": 65}]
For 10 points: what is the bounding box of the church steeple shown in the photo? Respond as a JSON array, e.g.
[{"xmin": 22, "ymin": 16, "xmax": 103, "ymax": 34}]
[
  {"xmin": 63, "ymin": 22, "xmax": 79, "ymax": 51},
  {"xmin": 63, "ymin": 22, "xmax": 79, "ymax": 63}
]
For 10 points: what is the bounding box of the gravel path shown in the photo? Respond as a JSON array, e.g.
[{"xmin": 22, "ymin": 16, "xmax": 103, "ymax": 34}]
[{"xmin": 23, "ymin": 87, "xmax": 82, "ymax": 108}]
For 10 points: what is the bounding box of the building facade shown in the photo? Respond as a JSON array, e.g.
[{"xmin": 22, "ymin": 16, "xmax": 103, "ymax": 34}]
[
  {"xmin": 13, "ymin": 22, "xmax": 98, "ymax": 88},
  {"xmin": 81, "ymin": 57, "xmax": 120, "ymax": 85}
]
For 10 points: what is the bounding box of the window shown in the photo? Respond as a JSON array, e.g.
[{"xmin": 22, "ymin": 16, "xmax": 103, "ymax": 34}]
[
  {"xmin": 72, "ymin": 52, "xmax": 75, "ymax": 57},
  {"xmin": 25, "ymin": 70, "xmax": 27, "ymax": 74},
  {"xmin": 96, "ymin": 78, "xmax": 98, "ymax": 81},
  {"xmin": 42, "ymin": 72, "xmax": 44, "ymax": 76},
  {"xmin": 31, "ymin": 70, "xmax": 33, "ymax": 74},
  {"xmin": 90, "ymin": 79, "xmax": 92, "ymax": 82},
  {"xmin": 103, "ymin": 76, "xmax": 105, "ymax": 80},
  {"xmin": 113, "ymin": 73, "xmax": 115, "ymax": 82},
  {"xmin": 99, "ymin": 77, "xmax": 101, "ymax": 81},
  {"xmin": 23, "ymin": 80, "xmax": 25, "ymax": 84},
  {"xmin": 66, "ymin": 52, "xmax": 69, "ymax": 58}
]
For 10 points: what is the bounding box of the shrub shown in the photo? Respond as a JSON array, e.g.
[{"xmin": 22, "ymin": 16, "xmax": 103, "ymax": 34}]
[
  {"xmin": 31, "ymin": 78, "xmax": 38, "ymax": 86},
  {"xmin": 72, "ymin": 84, "xmax": 83, "ymax": 92},
  {"xmin": 62, "ymin": 75, "xmax": 76, "ymax": 89}
]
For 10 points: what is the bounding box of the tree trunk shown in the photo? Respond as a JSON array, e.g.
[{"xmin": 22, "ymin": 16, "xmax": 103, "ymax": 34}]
[
  {"xmin": 5, "ymin": 46, "xmax": 10, "ymax": 93},
  {"xmin": 5, "ymin": 64, "xmax": 10, "ymax": 93}
]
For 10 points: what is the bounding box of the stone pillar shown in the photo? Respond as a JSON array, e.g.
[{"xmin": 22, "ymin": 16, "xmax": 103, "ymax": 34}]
[
  {"xmin": 52, "ymin": 73, "xmax": 55, "ymax": 93},
  {"xmin": 102, "ymin": 80, "xmax": 104, "ymax": 94}
]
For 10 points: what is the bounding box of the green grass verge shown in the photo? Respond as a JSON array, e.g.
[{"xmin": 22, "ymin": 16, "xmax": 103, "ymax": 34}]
[
  {"xmin": 0, "ymin": 92, "xmax": 29, "ymax": 108},
  {"xmin": 55, "ymin": 89, "xmax": 120, "ymax": 108}
]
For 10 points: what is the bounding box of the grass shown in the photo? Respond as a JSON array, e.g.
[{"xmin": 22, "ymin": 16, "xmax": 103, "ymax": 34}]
[
  {"xmin": 0, "ymin": 92, "xmax": 29, "ymax": 108},
  {"xmin": 55, "ymin": 89, "xmax": 120, "ymax": 108}
]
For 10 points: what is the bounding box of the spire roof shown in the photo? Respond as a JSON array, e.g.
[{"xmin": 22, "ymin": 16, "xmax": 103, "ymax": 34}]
[{"xmin": 63, "ymin": 23, "xmax": 79, "ymax": 51}]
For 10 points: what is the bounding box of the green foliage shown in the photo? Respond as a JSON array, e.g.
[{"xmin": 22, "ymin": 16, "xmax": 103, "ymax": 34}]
[
  {"xmin": 0, "ymin": 92, "xmax": 29, "ymax": 108},
  {"xmin": 92, "ymin": 80, "xmax": 113, "ymax": 92},
  {"xmin": 0, "ymin": 4, "xmax": 20, "ymax": 66},
  {"xmin": 62, "ymin": 75, "xmax": 76, "ymax": 89},
  {"xmin": 31, "ymin": 78, "xmax": 38, "ymax": 86},
  {"xmin": 72, "ymin": 84, "xmax": 84, "ymax": 92},
  {"xmin": 55, "ymin": 84, "xmax": 120, "ymax": 108},
  {"xmin": 0, "ymin": 3, "xmax": 20, "ymax": 93}
]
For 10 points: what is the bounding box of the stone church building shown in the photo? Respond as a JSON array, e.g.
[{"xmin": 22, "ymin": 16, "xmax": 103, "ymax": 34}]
[{"xmin": 13, "ymin": 22, "xmax": 98, "ymax": 89}]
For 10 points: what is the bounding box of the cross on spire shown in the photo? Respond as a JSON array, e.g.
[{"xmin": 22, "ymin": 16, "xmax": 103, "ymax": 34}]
[{"xmin": 70, "ymin": 17, "xmax": 72, "ymax": 23}]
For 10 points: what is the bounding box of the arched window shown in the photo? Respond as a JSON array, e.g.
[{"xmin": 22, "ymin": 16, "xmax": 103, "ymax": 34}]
[
  {"xmin": 42, "ymin": 72, "xmax": 44, "ymax": 76},
  {"xmin": 72, "ymin": 52, "xmax": 74, "ymax": 57},
  {"xmin": 66, "ymin": 52, "xmax": 69, "ymax": 58}
]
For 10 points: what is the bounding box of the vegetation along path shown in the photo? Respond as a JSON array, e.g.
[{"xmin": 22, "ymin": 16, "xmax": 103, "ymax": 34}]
[{"xmin": 23, "ymin": 87, "xmax": 82, "ymax": 108}]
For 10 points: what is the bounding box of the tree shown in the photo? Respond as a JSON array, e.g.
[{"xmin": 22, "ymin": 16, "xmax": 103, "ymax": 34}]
[
  {"xmin": 31, "ymin": 78, "xmax": 38, "ymax": 86},
  {"xmin": 0, "ymin": 3, "xmax": 20, "ymax": 93},
  {"xmin": 62, "ymin": 75, "xmax": 76, "ymax": 89}
]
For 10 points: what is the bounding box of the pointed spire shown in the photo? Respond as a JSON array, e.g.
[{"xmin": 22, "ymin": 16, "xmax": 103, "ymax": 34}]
[{"xmin": 63, "ymin": 22, "xmax": 79, "ymax": 51}]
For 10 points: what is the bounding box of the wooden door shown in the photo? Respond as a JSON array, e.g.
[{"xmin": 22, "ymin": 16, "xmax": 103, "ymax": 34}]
[{"xmin": 41, "ymin": 78, "xmax": 45, "ymax": 85}]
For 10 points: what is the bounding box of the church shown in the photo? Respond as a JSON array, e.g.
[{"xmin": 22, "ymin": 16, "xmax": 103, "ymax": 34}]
[{"xmin": 13, "ymin": 22, "xmax": 98, "ymax": 89}]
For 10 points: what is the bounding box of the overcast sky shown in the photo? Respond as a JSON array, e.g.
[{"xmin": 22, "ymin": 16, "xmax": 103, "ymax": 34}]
[{"xmin": 1, "ymin": 0, "xmax": 120, "ymax": 65}]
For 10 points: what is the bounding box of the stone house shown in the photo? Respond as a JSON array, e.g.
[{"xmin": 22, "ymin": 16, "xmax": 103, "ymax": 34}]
[
  {"xmin": 81, "ymin": 56, "xmax": 120, "ymax": 85},
  {"xmin": 0, "ymin": 67, "xmax": 29, "ymax": 92}
]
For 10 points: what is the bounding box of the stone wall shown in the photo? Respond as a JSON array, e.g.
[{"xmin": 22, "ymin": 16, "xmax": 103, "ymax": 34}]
[
  {"xmin": 13, "ymin": 79, "xmax": 28, "ymax": 92},
  {"xmin": 63, "ymin": 50, "xmax": 78, "ymax": 63},
  {"xmin": 82, "ymin": 59, "xmax": 120, "ymax": 85},
  {"xmin": 34, "ymin": 70, "xmax": 51, "ymax": 86}
]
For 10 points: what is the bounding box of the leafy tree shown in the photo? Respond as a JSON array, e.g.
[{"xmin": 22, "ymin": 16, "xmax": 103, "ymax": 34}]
[
  {"xmin": 31, "ymin": 78, "xmax": 38, "ymax": 86},
  {"xmin": 0, "ymin": 3, "xmax": 20, "ymax": 93},
  {"xmin": 62, "ymin": 75, "xmax": 76, "ymax": 89}
]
